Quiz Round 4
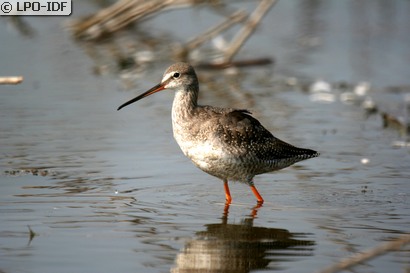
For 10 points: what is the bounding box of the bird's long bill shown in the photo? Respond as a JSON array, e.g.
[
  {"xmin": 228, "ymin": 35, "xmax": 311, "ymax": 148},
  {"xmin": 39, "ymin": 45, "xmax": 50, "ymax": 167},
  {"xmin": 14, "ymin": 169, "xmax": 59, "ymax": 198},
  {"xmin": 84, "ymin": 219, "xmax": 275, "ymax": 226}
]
[{"xmin": 117, "ymin": 83, "xmax": 166, "ymax": 111}]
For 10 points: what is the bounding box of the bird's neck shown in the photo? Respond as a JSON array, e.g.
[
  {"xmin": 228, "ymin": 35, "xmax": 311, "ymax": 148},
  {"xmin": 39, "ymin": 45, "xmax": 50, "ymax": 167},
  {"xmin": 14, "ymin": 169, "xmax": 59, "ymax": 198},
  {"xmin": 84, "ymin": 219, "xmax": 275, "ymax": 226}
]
[{"xmin": 172, "ymin": 86, "xmax": 199, "ymax": 121}]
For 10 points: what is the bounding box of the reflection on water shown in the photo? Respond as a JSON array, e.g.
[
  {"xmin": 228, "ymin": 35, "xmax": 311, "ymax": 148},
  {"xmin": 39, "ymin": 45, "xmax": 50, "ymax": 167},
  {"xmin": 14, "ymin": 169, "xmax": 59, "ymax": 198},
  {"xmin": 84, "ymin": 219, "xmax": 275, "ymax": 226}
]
[{"xmin": 171, "ymin": 205, "xmax": 315, "ymax": 273}]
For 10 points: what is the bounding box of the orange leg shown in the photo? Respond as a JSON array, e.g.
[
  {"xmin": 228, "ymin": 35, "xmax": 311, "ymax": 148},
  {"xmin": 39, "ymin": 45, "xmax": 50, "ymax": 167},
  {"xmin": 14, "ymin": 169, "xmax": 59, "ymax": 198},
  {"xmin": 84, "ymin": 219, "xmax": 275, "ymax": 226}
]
[
  {"xmin": 250, "ymin": 185, "xmax": 264, "ymax": 204},
  {"xmin": 251, "ymin": 203, "xmax": 263, "ymax": 218},
  {"xmin": 224, "ymin": 180, "xmax": 232, "ymax": 204}
]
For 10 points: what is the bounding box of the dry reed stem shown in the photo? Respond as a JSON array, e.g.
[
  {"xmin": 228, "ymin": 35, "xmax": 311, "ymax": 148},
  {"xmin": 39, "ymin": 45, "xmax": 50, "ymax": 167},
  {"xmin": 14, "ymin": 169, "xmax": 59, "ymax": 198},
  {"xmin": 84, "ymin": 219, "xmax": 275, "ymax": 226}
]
[
  {"xmin": 222, "ymin": 0, "xmax": 277, "ymax": 63},
  {"xmin": 70, "ymin": 0, "xmax": 208, "ymax": 40},
  {"xmin": 317, "ymin": 234, "xmax": 410, "ymax": 273},
  {"xmin": 185, "ymin": 9, "xmax": 248, "ymax": 51},
  {"xmin": 0, "ymin": 76, "xmax": 23, "ymax": 85},
  {"xmin": 69, "ymin": 0, "xmax": 277, "ymax": 67}
]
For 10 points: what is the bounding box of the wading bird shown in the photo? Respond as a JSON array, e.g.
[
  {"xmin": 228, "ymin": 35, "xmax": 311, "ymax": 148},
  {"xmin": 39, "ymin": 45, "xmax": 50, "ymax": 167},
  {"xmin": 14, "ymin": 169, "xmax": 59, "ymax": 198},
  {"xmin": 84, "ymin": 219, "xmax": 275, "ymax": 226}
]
[{"xmin": 118, "ymin": 62, "xmax": 319, "ymax": 204}]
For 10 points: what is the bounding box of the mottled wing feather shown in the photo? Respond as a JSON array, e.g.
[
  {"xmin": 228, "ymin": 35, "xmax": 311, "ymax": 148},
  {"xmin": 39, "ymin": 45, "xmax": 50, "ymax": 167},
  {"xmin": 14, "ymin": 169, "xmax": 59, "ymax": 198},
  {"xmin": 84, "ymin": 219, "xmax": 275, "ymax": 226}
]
[{"xmin": 213, "ymin": 109, "xmax": 317, "ymax": 160}]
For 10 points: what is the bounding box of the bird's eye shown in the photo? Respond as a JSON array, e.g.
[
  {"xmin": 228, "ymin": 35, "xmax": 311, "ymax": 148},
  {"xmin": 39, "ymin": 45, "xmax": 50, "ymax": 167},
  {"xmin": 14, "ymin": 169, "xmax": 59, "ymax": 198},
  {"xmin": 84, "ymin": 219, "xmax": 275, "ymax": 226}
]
[{"xmin": 173, "ymin": 72, "xmax": 180, "ymax": 78}]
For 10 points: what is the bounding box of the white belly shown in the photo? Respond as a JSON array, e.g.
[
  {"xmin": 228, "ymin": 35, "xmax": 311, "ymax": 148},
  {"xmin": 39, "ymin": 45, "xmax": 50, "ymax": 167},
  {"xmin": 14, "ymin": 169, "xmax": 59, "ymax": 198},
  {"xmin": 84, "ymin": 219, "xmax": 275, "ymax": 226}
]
[{"xmin": 176, "ymin": 138, "xmax": 224, "ymax": 170}]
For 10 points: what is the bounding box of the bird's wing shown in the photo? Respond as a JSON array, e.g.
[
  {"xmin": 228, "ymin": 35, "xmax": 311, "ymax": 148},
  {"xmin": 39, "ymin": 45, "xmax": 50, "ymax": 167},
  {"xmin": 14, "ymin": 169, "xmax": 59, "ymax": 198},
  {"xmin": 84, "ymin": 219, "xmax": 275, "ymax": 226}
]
[{"xmin": 211, "ymin": 109, "xmax": 316, "ymax": 160}]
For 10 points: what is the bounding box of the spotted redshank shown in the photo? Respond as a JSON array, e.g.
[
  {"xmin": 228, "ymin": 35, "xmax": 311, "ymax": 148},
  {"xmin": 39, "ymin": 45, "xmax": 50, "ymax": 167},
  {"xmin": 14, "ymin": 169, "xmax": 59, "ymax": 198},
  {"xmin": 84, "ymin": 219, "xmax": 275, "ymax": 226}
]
[{"xmin": 118, "ymin": 62, "xmax": 319, "ymax": 204}]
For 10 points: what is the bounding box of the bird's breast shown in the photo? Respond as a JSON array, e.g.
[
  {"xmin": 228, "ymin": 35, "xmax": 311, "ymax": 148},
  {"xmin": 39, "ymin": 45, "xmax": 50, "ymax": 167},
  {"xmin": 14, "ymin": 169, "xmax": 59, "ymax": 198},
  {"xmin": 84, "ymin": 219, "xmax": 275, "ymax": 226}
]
[{"xmin": 172, "ymin": 117, "xmax": 227, "ymax": 168}]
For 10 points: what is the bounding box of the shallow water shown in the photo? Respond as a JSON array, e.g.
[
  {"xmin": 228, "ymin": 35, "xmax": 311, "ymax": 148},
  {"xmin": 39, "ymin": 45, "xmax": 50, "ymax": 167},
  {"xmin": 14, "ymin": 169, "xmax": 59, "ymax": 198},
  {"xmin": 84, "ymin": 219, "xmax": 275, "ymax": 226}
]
[{"xmin": 1, "ymin": 1, "xmax": 410, "ymax": 273}]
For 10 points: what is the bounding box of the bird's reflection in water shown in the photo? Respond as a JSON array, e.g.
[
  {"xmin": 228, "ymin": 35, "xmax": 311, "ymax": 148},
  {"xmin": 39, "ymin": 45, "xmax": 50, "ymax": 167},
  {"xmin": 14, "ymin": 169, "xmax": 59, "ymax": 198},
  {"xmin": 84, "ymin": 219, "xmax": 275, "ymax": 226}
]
[{"xmin": 171, "ymin": 204, "xmax": 315, "ymax": 273}]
